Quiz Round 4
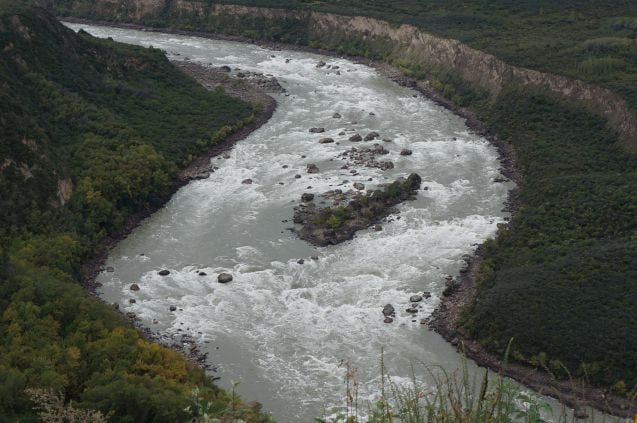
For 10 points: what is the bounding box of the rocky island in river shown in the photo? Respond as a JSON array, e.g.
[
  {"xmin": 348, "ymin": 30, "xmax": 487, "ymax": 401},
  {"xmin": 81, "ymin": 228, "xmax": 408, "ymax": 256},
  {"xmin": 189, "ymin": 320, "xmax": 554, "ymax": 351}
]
[{"xmin": 293, "ymin": 173, "xmax": 422, "ymax": 246}]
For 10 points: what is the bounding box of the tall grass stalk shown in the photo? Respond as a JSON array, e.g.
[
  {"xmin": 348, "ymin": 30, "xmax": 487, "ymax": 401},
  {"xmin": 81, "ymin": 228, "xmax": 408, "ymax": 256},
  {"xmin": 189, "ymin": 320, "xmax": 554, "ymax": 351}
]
[{"xmin": 317, "ymin": 345, "xmax": 629, "ymax": 423}]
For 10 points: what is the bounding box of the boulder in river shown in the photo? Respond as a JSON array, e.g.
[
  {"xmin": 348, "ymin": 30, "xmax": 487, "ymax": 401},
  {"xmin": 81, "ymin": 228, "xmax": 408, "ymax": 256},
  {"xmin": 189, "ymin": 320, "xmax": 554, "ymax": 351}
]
[
  {"xmin": 169, "ymin": 305, "xmax": 177, "ymax": 312},
  {"xmin": 242, "ymin": 178, "xmax": 253, "ymax": 185},
  {"xmin": 130, "ymin": 283, "xmax": 140, "ymax": 291},
  {"xmin": 333, "ymin": 113, "xmax": 342, "ymax": 119},
  {"xmin": 373, "ymin": 144, "xmax": 389, "ymax": 155},
  {"xmin": 301, "ymin": 193, "xmax": 315, "ymax": 202},
  {"xmin": 129, "ymin": 298, "xmax": 136, "ymax": 304},
  {"xmin": 383, "ymin": 304, "xmax": 395, "ymax": 317},
  {"xmin": 218, "ymin": 273, "xmax": 233, "ymax": 283},
  {"xmin": 297, "ymin": 259, "xmax": 305, "ymax": 265},
  {"xmin": 349, "ymin": 133, "xmax": 363, "ymax": 142},
  {"xmin": 219, "ymin": 65, "xmax": 231, "ymax": 72},
  {"xmin": 319, "ymin": 138, "xmax": 335, "ymax": 144},
  {"xmin": 364, "ymin": 131, "xmax": 380, "ymax": 141},
  {"xmin": 126, "ymin": 312, "xmax": 137, "ymax": 319},
  {"xmin": 353, "ymin": 182, "xmax": 365, "ymax": 191},
  {"xmin": 316, "ymin": 60, "xmax": 326, "ymax": 68},
  {"xmin": 400, "ymin": 148, "xmax": 413, "ymax": 156},
  {"xmin": 410, "ymin": 295, "xmax": 423, "ymax": 303},
  {"xmin": 309, "ymin": 127, "xmax": 325, "ymax": 133},
  {"xmin": 198, "ymin": 271, "xmax": 207, "ymax": 276},
  {"xmin": 158, "ymin": 269, "xmax": 170, "ymax": 276},
  {"xmin": 307, "ymin": 163, "xmax": 320, "ymax": 174},
  {"xmin": 384, "ymin": 317, "xmax": 394, "ymax": 324},
  {"xmin": 379, "ymin": 161, "xmax": 394, "ymax": 171}
]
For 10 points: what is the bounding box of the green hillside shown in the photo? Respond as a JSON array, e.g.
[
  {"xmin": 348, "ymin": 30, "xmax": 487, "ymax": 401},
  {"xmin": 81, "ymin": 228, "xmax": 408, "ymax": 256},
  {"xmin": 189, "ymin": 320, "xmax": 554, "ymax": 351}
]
[{"xmin": 0, "ymin": 2, "xmax": 267, "ymax": 421}]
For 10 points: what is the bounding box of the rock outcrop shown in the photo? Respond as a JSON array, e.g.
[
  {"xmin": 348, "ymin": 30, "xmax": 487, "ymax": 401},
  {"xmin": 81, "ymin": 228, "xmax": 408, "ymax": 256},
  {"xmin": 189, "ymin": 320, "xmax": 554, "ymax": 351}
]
[{"xmin": 293, "ymin": 173, "xmax": 421, "ymax": 246}]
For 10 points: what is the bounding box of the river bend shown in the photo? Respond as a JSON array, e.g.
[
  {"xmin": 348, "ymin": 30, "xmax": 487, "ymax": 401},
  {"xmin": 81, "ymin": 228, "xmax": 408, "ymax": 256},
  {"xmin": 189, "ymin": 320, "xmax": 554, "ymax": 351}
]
[{"xmin": 68, "ymin": 23, "xmax": 513, "ymax": 422}]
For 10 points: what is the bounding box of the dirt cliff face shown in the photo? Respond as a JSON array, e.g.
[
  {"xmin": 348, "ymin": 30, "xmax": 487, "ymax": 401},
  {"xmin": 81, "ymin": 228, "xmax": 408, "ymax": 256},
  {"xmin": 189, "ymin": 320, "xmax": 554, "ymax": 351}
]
[
  {"xmin": 307, "ymin": 11, "xmax": 637, "ymax": 149},
  {"xmin": 57, "ymin": 1, "xmax": 637, "ymax": 150}
]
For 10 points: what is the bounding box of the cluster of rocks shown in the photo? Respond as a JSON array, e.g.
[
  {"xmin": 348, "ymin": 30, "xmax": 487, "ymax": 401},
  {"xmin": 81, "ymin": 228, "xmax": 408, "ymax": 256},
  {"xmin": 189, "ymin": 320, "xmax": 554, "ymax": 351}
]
[
  {"xmin": 316, "ymin": 60, "xmax": 342, "ymax": 75},
  {"xmin": 126, "ymin": 270, "xmax": 234, "ymax": 297},
  {"xmin": 382, "ymin": 291, "xmax": 432, "ymax": 323},
  {"xmin": 235, "ymin": 69, "xmax": 286, "ymax": 93},
  {"xmin": 345, "ymin": 131, "xmax": 381, "ymax": 142},
  {"xmin": 292, "ymin": 173, "xmax": 422, "ymax": 246},
  {"xmin": 337, "ymin": 144, "xmax": 394, "ymax": 171},
  {"xmin": 313, "ymin": 188, "xmax": 357, "ymax": 208}
]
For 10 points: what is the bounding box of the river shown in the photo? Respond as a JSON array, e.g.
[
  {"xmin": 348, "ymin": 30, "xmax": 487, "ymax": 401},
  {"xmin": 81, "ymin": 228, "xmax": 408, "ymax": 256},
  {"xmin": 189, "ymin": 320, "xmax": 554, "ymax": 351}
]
[{"xmin": 68, "ymin": 23, "xmax": 518, "ymax": 422}]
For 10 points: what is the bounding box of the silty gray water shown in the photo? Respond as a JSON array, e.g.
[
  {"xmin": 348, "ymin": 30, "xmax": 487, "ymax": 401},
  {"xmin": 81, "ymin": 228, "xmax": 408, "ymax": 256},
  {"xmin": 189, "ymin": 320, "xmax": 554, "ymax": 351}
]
[{"xmin": 68, "ymin": 23, "xmax": 517, "ymax": 421}]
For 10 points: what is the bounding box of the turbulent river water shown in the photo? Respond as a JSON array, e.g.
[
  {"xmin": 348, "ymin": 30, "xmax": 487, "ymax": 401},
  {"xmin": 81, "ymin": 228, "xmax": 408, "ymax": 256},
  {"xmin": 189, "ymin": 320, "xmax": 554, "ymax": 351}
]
[{"xmin": 68, "ymin": 23, "xmax": 520, "ymax": 421}]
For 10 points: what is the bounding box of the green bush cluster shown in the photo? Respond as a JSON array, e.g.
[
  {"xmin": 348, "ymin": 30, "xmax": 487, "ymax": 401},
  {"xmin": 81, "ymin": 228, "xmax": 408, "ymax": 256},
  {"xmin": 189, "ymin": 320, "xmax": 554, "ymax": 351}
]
[
  {"xmin": 0, "ymin": 2, "xmax": 270, "ymax": 421},
  {"xmin": 464, "ymin": 87, "xmax": 637, "ymax": 390}
]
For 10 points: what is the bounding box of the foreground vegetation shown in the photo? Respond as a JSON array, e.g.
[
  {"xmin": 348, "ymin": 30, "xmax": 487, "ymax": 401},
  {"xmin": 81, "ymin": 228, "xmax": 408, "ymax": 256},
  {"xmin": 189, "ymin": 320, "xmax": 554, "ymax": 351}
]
[
  {"xmin": 0, "ymin": 2, "xmax": 271, "ymax": 421},
  {"xmin": 316, "ymin": 350, "xmax": 627, "ymax": 423}
]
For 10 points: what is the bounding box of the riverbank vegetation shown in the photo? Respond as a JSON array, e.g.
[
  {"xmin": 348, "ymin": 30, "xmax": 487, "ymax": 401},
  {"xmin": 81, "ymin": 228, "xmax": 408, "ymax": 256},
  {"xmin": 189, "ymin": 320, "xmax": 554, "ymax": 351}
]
[
  {"xmin": 465, "ymin": 87, "xmax": 637, "ymax": 393},
  {"xmin": 0, "ymin": 2, "xmax": 270, "ymax": 421}
]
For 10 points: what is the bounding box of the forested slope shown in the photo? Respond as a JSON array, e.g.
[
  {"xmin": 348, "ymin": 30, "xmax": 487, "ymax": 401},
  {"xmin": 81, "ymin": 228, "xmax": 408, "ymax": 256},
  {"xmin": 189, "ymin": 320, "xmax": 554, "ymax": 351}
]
[
  {"xmin": 44, "ymin": 0, "xmax": 637, "ymax": 400},
  {"xmin": 0, "ymin": 2, "xmax": 267, "ymax": 421}
]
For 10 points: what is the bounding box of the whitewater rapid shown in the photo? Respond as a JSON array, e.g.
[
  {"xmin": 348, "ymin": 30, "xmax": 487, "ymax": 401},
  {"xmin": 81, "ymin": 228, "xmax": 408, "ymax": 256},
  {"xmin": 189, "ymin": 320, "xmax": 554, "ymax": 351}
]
[{"xmin": 69, "ymin": 23, "xmax": 514, "ymax": 421}]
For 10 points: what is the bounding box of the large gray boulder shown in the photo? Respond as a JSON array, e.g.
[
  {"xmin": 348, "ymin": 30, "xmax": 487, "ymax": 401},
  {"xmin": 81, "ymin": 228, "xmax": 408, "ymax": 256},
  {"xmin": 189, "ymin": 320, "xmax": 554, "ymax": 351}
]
[
  {"xmin": 218, "ymin": 273, "xmax": 233, "ymax": 283},
  {"xmin": 307, "ymin": 163, "xmax": 320, "ymax": 174},
  {"xmin": 382, "ymin": 304, "xmax": 395, "ymax": 317}
]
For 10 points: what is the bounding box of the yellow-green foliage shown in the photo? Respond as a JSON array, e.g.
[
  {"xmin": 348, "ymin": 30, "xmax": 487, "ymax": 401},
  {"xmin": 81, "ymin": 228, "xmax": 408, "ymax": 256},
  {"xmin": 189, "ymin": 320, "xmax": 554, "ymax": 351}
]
[{"xmin": 0, "ymin": 2, "xmax": 267, "ymax": 421}]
